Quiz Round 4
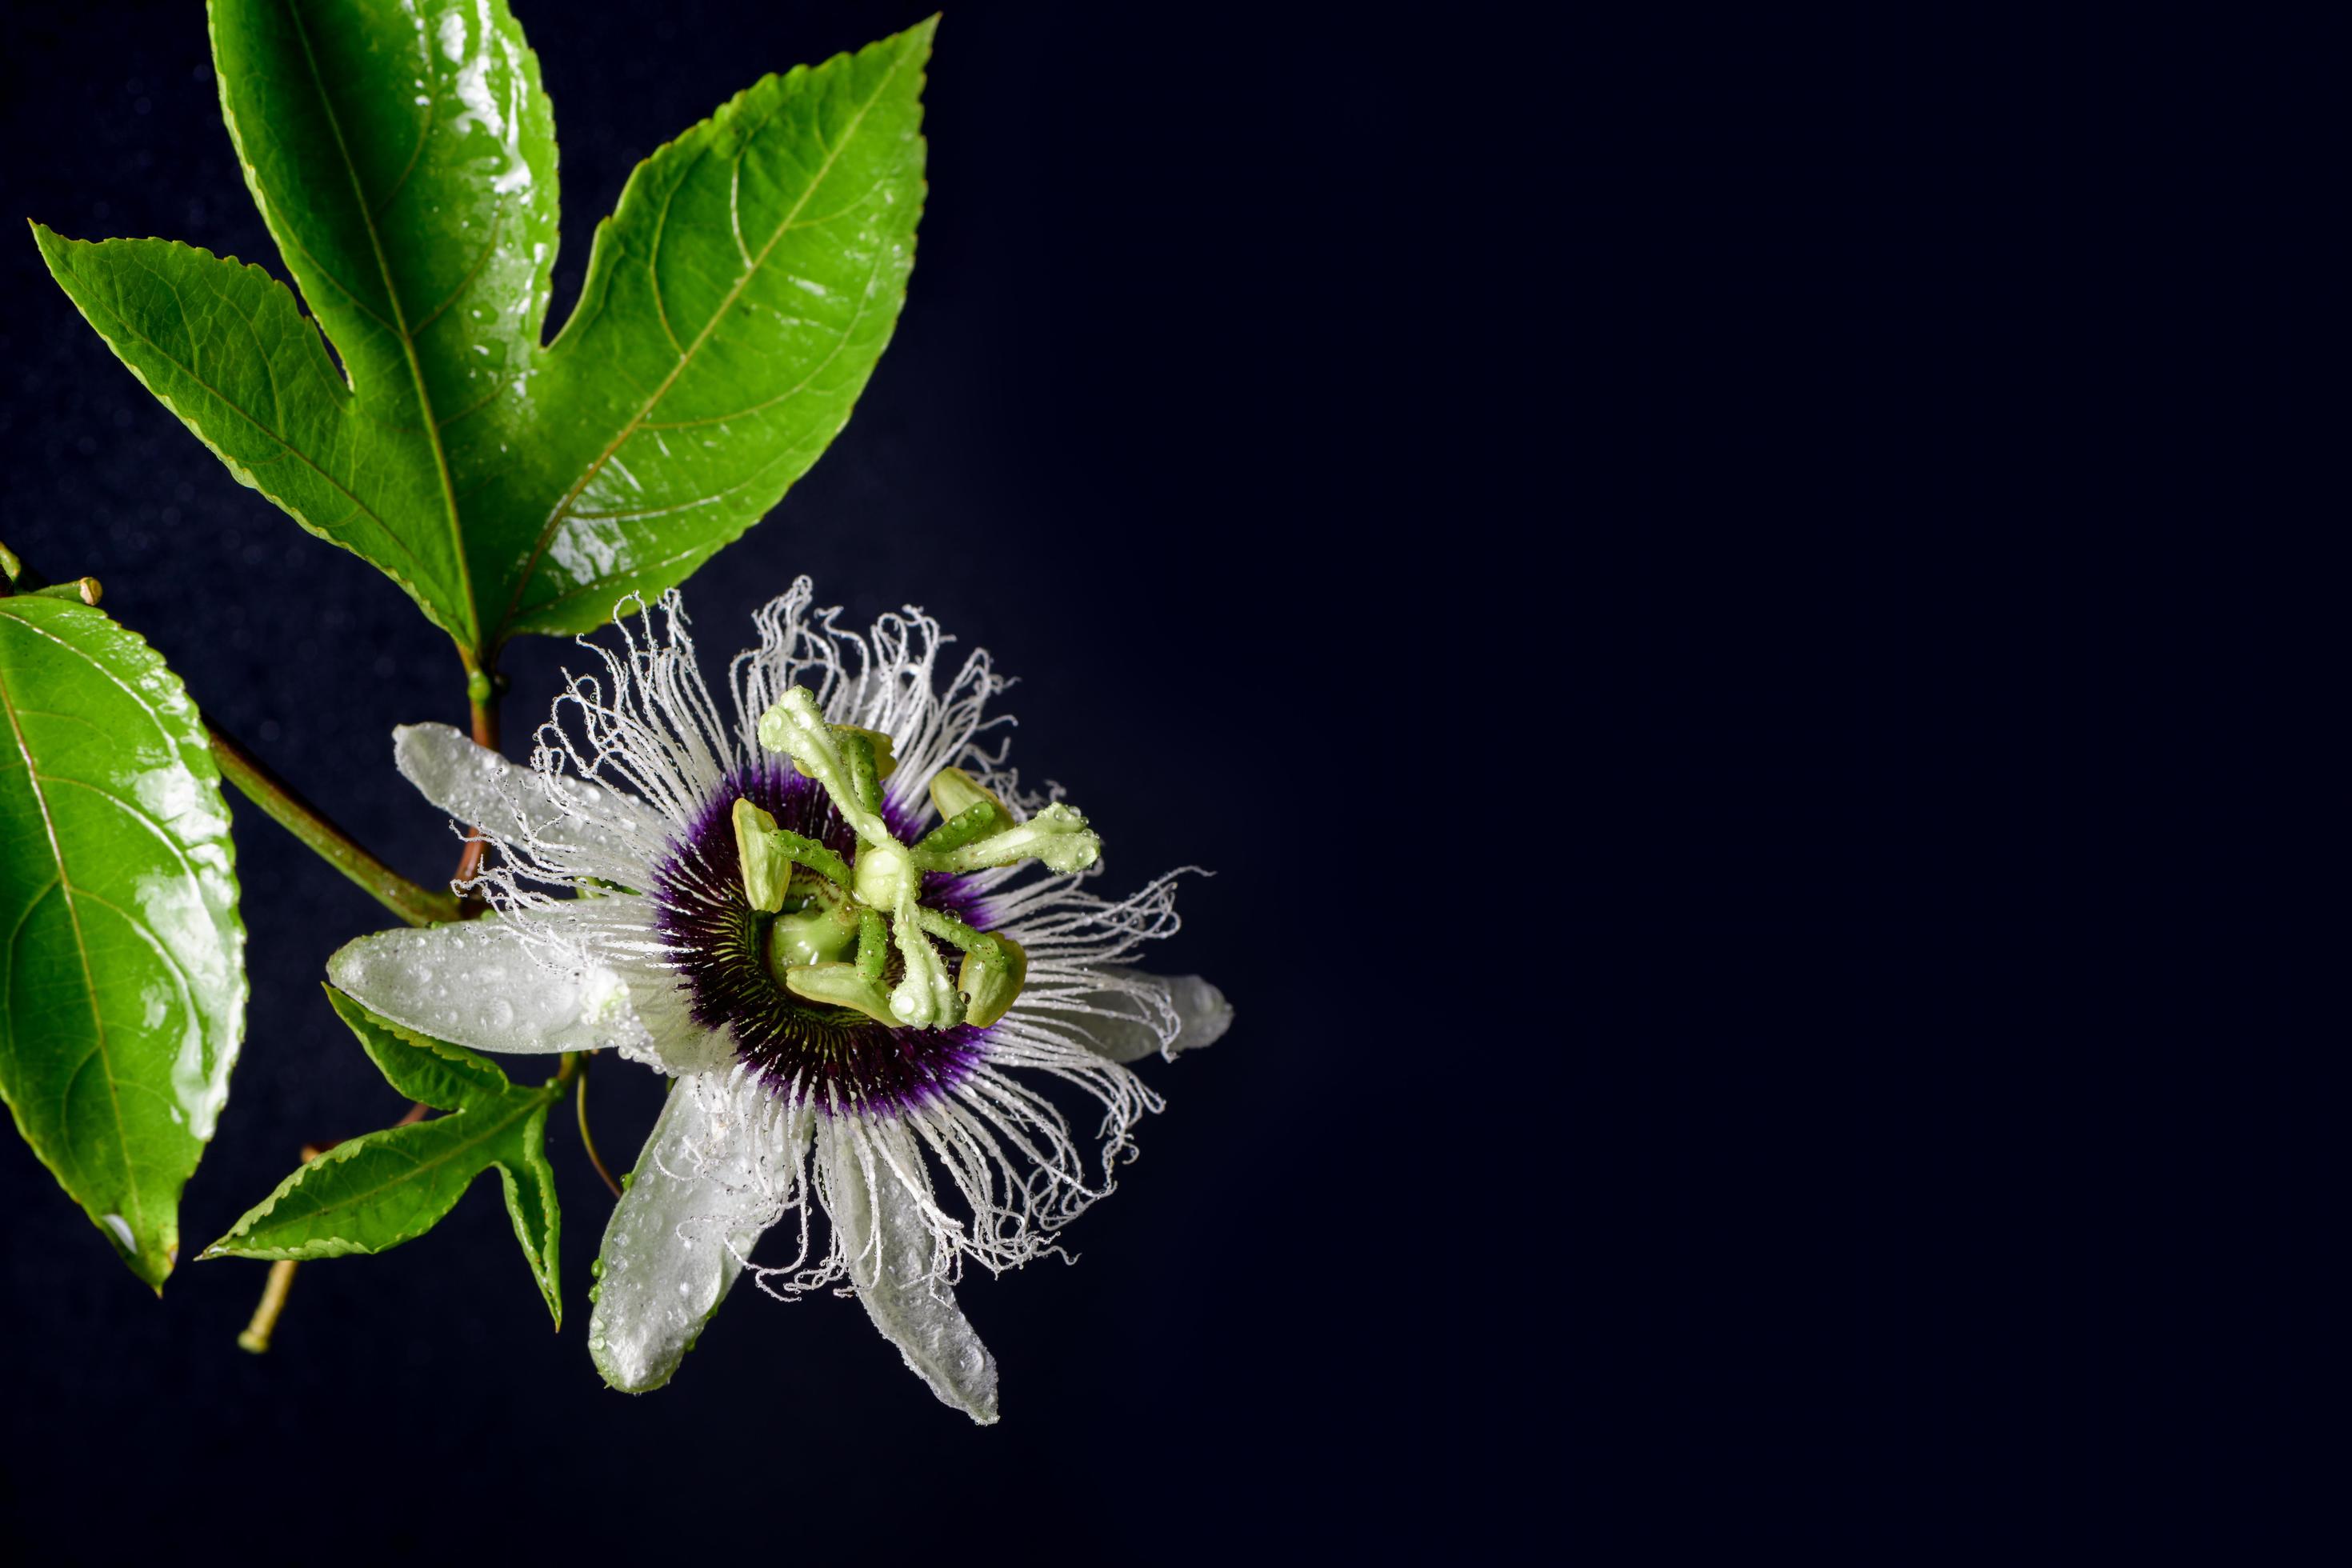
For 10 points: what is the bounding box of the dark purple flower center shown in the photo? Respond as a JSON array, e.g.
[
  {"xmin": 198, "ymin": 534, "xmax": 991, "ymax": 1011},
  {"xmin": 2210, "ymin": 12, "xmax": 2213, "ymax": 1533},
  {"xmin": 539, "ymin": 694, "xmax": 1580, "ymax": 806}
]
[{"xmin": 654, "ymin": 759, "xmax": 988, "ymax": 1116}]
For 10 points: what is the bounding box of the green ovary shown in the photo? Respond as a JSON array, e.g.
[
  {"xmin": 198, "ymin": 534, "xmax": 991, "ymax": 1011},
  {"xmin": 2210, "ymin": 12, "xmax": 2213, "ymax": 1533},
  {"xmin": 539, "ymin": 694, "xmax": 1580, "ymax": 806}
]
[{"xmin": 762, "ymin": 879, "xmax": 862, "ymax": 972}]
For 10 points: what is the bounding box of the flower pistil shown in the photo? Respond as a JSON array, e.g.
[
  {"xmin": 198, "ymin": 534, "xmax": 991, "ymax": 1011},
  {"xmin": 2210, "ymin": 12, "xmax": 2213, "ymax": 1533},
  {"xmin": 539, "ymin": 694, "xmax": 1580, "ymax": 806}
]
[{"xmin": 734, "ymin": 687, "xmax": 1098, "ymax": 1032}]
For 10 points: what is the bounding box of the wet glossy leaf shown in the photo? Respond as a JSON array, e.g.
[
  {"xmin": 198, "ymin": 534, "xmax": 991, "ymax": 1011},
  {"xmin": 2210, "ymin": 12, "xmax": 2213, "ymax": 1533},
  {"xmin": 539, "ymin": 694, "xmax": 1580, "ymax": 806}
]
[
  {"xmin": 37, "ymin": 2, "xmax": 930, "ymax": 663},
  {"xmin": 29, "ymin": 235, "xmax": 462, "ymax": 635},
  {"xmin": 203, "ymin": 988, "xmax": 562, "ymax": 1323},
  {"xmin": 490, "ymin": 16, "xmax": 930, "ymax": 638},
  {"xmin": 0, "ymin": 594, "xmax": 245, "ymax": 1290}
]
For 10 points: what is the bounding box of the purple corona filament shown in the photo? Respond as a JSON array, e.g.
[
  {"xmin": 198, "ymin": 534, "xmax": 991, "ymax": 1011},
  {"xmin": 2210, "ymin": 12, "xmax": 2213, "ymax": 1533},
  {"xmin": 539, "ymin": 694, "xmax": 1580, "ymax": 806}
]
[{"xmin": 654, "ymin": 759, "xmax": 990, "ymax": 1116}]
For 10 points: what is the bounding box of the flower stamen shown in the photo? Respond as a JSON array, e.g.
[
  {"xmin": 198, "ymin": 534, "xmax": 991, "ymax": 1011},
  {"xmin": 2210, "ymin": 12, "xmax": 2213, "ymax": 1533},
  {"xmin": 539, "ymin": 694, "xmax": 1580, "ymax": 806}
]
[
  {"xmin": 730, "ymin": 798, "xmax": 854, "ymax": 910},
  {"xmin": 755, "ymin": 689, "xmax": 894, "ymax": 846},
  {"xmin": 743, "ymin": 687, "xmax": 1104, "ymax": 1031}
]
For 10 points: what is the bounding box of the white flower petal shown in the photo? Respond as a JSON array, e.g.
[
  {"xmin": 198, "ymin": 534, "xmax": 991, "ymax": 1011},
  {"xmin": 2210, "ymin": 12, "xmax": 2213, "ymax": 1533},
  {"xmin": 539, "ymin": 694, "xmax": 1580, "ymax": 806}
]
[
  {"xmin": 1026, "ymin": 967, "xmax": 1234, "ymax": 1064},
  {"xmin": 328, "ymin": 915, "xmax": 662, "ymax": 1058},
  {"xmin": 394, "ymin": 722, "xmax": 670, "ymax": 883},
  {"xmin": 1158, "ymin": 974, "xmax": 1234, "ymax": 1054},
  {"xmin": 825, "ymin": 1125, "xmax": 1000, "ymax": 1424},
  {"xmin": 590, "ymin": 1076, "xmax": 802, "ymax": 1393},
  {"xmin": 607, "ymin": 957, "xmax": 735, "ymax": 1075}
]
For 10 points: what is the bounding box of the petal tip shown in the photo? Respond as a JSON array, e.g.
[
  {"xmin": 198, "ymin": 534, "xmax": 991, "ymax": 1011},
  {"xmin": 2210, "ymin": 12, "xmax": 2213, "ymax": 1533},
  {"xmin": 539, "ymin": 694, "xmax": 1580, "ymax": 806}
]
[
  {"xmin": 590, "ymin": 1333, "xmax": 678, "ymax": 1395},
  {"xmin": 322, "ymin": 933, "xmax": 374, "ymax": 993},
  {"xmin": 1167, "ymin": 974, "xmax": 1234, "ymax": 1057},
  {"xmin": 389, "ymin": 718, "xmax": 468, "ymax": 769},
  {"xmin": 912, "ymin": 1350, "xmax": 999, "ymax": 1425}
]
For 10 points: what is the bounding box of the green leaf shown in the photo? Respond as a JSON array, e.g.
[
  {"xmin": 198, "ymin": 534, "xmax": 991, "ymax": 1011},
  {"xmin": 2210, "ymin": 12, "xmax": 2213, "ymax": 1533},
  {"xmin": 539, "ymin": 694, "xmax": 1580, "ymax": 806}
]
[
  {"xmin": 37, "ymin": 2, "xmax": 931, "ymax": 663},
  {"xmin": 490, "ymin": 17, "xmax": 931, "ymax": 638},
  {"xmin": 0, "ymin": 594, "xmax": 246, "ymax": 1290},
  {"xmin": 28, "ymin": 234, "xmax": 462, "ymax": 638},
  {"xmin": 325, "ymin": 986, "xmax": 507, "ymax": 1109},
  {"xmin": 204, "ymin": 987, "xmax": 562, "ymax": 1323}
]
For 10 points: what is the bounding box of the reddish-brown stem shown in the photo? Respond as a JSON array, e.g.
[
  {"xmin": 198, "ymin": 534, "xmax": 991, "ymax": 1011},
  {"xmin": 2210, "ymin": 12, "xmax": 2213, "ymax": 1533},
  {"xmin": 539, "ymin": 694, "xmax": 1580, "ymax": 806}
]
[
  {"xmin": 572, "ymin": 1054, "xmax": 624, "ymax": 1198},
  {"xmin": 451, "ymin": 672, "xmax": 502, "ymax": 899}
]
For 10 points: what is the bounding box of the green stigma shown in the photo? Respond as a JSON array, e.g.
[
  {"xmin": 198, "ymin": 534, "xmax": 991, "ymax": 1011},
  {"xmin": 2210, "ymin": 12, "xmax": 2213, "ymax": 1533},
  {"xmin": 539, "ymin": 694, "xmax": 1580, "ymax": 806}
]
[{"xmin": 734, "ymin": 688, "xmax": 1101, "ymax": 1030}]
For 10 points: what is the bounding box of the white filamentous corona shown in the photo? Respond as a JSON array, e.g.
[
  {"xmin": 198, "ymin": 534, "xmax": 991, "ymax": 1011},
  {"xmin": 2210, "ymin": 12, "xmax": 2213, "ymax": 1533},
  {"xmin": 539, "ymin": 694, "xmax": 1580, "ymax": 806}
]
[{"xmin": 324, "ymin": 582, "xmax": 1231, "ymax": 1422}]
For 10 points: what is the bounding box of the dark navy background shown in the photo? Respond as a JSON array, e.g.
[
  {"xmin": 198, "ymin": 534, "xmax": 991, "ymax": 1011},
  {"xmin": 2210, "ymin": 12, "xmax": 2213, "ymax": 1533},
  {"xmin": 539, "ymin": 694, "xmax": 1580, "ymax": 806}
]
[{"xmin": 0, "ymin": 1, "xmax": 2306, "ymax": 1559}]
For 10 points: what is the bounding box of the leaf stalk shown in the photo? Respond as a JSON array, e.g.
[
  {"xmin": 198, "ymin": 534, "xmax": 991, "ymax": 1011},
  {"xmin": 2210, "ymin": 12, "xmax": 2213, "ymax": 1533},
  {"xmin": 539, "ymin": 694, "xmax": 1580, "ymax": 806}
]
[
  {"xmin": 206, "ymin": 719, "xmax": 462, "ymax": 928},
  {"xmin": 237, "ymin": 1258, "xmax": 298, "ymax": 1354}
]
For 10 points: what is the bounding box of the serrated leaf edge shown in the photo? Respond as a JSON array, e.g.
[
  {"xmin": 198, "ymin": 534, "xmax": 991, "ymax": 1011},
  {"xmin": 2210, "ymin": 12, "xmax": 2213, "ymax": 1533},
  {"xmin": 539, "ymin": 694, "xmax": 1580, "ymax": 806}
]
[
  {"xmin": 27, "ymin": 225, "xmax": 469, "ymax": 650},
  {"xmin": 324, "ymin": 982, "xmax": 510, "ymax": 1109},
  {"xmin": 502, "ymin": 18, "xmax": 934, "ymax": 642},
  {"xmin": 198, "ymin": 1083, "xmax": 555, "ymax": 1260},
  {"xmin": 206, "ymin": 0, "xmax": 486, "ymax": 655}
]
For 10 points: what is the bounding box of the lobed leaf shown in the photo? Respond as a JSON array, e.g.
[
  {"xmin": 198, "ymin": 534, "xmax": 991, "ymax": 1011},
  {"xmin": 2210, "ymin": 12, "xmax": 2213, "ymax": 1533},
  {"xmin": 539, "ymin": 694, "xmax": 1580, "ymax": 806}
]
[
  {"xmin": 494, "ymin": 18, "xmax": 931, "ymax": 638},
  {"xmin": 40, "ymin": 2, "xmax": 932, "ymax": 664},
  {"xmin": 324, "ymin": 983, "xmax": 507, "ymax": 1110},
  {"xmin": 205, "ymin": 988, "xmax": 562, "ymax": 1322},
  {"xmin": 0, "ymin": 594, "xmax": 246, "ymax": 1290},
  {"xmin": 30, "ymin": 231, "xmax": 463, "ymax": 642}
]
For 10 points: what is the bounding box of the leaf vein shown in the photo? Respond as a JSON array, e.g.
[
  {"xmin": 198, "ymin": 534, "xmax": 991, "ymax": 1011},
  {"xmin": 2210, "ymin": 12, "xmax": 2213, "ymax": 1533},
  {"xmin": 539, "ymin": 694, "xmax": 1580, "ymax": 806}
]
[
  {"xmin": 0, "ymin": 650, "xmax": 142, "ymax": 1241},
  {"xmin": 56, "ymin": 272, "xmax": 445, "ymax": 591},
  {"xmin": 502, "ymin": 38, "xmax": 918, "ymax": 634},
  {"xmin": 283, "ymin": 0, "xmax": 481, "ymax": 651}
]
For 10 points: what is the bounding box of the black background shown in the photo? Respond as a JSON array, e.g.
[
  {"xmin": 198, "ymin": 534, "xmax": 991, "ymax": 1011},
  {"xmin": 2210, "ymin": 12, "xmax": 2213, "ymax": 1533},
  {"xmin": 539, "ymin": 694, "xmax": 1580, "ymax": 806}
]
[{"xmin": 0, "ymin": 1, "xmax": 2313, "ymax": 1559}]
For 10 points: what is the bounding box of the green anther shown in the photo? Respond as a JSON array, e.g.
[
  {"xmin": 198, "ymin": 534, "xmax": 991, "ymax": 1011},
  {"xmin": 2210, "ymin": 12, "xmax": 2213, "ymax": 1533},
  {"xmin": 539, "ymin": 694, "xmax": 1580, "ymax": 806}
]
[
  {"xmin": 783, "ymin": 962, "xmax": 900, "ymax": 1028},
  {"xmin": 733, "ymin": 799, "xmax": 790, "ymax": 911},
  {"xmin": 958, "ymin": 932, "xmax": 1028, "ymax": 1028},
  {"xmin": 855, "ymin": 908, "xmax": 890, "ymax": 981},
  {"xmin": 913, "ymin": 800, "xmax": 1002, "ymax": 862},
  {"xmin": 929, "ymin": 766, "xmax": 1007, "ymax": 823},
  {"xmin": 732, "ymin": 797, "xmax": 854, "ymax": 909},
  {"xmin": 927, "ymin": 802, "xmax": 1102, "ymax": 875},
  {"xmin": 908, "ymin": 906, "xmax": 1024, "ymax": 1025}
]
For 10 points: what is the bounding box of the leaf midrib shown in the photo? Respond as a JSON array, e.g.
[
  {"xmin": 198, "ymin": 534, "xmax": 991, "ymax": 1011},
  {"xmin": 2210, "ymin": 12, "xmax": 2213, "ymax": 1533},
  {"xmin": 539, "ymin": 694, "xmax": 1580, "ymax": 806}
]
[
  {"xmin": 500, "ymin": 38, "xmax": 916, "ymax": 642},
  {"xmin": 231, "ymin": 1087, "xmax": 554, "ymax": 1245},
  {"xmin": 0, "ymin": 605, "xmax": 148, "ymax": 1257},
  {"xmin": 282, "ymin": 0, "xmax": 481, "ymax": 658}
]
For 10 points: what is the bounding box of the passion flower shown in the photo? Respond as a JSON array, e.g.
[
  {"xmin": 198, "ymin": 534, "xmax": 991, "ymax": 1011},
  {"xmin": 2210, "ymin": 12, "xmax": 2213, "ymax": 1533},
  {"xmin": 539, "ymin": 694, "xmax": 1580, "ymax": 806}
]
[{"xmin": 326, "ymin": 583, "xmax": 1230, "ymax": 1420}]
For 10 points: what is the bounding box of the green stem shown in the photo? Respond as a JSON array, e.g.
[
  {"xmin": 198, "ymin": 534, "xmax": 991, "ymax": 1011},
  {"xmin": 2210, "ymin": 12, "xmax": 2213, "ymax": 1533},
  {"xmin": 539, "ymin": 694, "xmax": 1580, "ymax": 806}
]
[
  {"xmin": 467, "ymin": 669, "xmax": 501, "ymax": 752},
  {"xmin": 4, "ymin": 541, "xmax": 460, "ymax": 928},
  {"xmin": 206, "ymin": 718, "xmax": 462, "ymax": 928},
  {"xmin": 237, "ymin": 1258, "xmax": 298, "ymax": 1354}
]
